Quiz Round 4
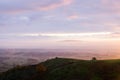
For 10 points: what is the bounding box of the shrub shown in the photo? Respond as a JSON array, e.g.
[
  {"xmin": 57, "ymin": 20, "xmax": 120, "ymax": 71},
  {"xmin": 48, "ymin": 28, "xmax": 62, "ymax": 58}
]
[{"xmin": 36, "ymin": 64, "xmax": 47, "ymax": 73}]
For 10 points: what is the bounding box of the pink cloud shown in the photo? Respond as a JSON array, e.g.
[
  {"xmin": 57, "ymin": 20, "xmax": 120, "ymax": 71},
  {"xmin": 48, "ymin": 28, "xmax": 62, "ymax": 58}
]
[
  {"xmin": 110, "ymin": 26, "xmax": 120, "ymax": 32},
  {"xmin": 67, "ymin": 14, "xmax": 79, "ymax": 20},
  {"xmin": 37, "ymin": 0, "xmax": 73, "ymax": 11},
  {"xmin": 102, "ymin": 22, "xmax": 120, "ymax": 32},
  {"xmin": 63, "ymin": 0, "xmax": 73, "ymax": 5},
  {"xmin": 102, "ymin": 0, "xmax": 120, "ymax": 11},
  {"xmin": 101, "ymin": 0, "xmax": 120, "ymax": 13},
  {"xmin": 108, "ymin": 32, "xmax": 120, "ymax": 38},
  {"xmin": 1, "ymin": 9, "xmax": 29, "ymax": 14},
  {"xmin": 1, "ymin": 0, "xmax": 73, "ymax": 14}
]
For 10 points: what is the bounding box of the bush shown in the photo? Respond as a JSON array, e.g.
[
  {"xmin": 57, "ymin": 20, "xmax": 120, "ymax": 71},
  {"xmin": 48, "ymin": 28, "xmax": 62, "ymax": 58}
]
[{"xmin": 36, "ymin": 64, "xmax": 47, "ymax": 73}]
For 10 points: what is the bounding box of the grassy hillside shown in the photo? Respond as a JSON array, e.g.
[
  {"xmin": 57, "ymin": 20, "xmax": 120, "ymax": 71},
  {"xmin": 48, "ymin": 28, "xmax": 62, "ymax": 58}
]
[{"xmin": 0, "ymin": 58, "xmax": 120, "ymax": 80}]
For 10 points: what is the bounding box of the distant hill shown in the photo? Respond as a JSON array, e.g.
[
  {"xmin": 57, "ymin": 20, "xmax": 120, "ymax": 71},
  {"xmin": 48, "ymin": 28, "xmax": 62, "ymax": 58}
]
[{"xmin": 0, "ymin": 58, "xmax": 120, "ymax": 80}]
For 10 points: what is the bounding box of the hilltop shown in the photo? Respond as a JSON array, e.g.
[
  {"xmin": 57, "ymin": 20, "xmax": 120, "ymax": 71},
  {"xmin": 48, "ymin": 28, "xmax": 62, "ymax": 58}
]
[{"xmin": 0, "ymin": 58, "xmax": 120, "ymax": 80}]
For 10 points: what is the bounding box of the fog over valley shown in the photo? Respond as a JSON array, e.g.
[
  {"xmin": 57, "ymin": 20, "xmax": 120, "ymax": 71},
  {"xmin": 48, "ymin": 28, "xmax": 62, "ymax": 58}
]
[{"xmin": 0, "ymin": 49, "xmax": 119, "ymax": 72}]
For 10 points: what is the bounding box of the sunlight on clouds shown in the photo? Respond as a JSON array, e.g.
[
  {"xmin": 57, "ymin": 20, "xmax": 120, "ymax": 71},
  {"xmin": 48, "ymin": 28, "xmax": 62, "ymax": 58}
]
[
  {"xmin": 0, "ymin": 0, "xmax": 120, "ymax": 54},
  {"xmin": 101, "ymin": 0, "xmax": 120, "ymax": 14},
  {"xmin": 5, "ymin": 32, "xmax": 111, "ymax": 37},
  {"xmin": 1, "ymin": 32, "xmax": 120, "ymax": 53},
  {"xmin": 63, "ymin": 0, "xmax": 73, "ymax": 5},
  {"xmin": 67, "ymin": 14, "xmax": 79, "ymax": 20},
  {"xmin": 1, "ymin": 32, "xmax": 119, "ymax": 41},
  {"xmin": 39, "ymin": 32, "xmax": 112, "ymax": 38},
  {"xmin": 2, "ymin": 32, "xmax": 120, "ymax": 41},
  {"xmin": 37, "ymin": 0, "xmax": 73, "ymax": 11},
  {"xmin": 0, "ymin": 0, "xmax": 73, "ymax": 14}
]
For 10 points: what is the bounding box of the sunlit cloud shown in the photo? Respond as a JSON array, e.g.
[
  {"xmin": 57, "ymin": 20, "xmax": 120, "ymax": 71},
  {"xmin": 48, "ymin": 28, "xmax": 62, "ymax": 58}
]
[
  {"xmin": 101, "ymin": 0, "xmax": 120, "ymax": 14},
  {"xmin": 67, "ymin": 14, "xmax": 79, "ymax": 20},
  {"xmin": 2, "ymin": 32, "xmax": 111, "ymax": 37},
  {"xmin": 0, "ymin": 0, "xmax": 120, "ymax": 52},
  {"xmin": 1, "ymin": 32, "xmax": 120, "ymax": 42},
  {"xmin": 101, "ymin": 22, "xmax": 120, "ymax": 31},
  {"xmin": 0, "ymin": 0, "xmax": 73, "ymax": 14},
  {"xmin": 0, "ymin": 32, "xmax": 114, "ymax": 40},
  {"xmin": 0, "ymin": 9, "xmax": 28, "ymax": 14},
  {"xmin": 102, "ymin": 0, "xmax": 120, "ymax": 8},
  {"xmin": 37, "ymin": 0, "xmax": 73, "ymax": 11},
  {"xmin": 110, "ymin": 32, "xmax": 120, "ymax": 38}
]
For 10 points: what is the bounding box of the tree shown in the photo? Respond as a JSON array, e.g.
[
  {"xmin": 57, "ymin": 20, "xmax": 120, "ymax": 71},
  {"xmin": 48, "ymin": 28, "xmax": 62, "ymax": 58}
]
[{"xmin": 92, "ymin": 57, "xmax": 97, "ymax": 61}]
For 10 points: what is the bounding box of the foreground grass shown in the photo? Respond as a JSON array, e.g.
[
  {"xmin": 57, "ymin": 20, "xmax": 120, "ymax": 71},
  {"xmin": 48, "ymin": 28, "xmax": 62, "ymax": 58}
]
[{"xmin": 0, "ymin": 58, "xmax": 120, "ymax": 80}]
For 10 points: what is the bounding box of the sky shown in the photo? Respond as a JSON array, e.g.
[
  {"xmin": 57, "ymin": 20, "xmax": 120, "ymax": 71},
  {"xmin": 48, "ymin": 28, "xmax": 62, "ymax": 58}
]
[{"xmin": 0, "ymin": 0, "xmax": 120, "ymax": 53}]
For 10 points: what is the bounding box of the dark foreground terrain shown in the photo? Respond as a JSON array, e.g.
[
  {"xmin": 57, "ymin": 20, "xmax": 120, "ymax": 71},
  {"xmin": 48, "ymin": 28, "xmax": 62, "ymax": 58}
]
[{"xmin": 0, "ymin": 58, "xmax": 120, "ymax": 80}]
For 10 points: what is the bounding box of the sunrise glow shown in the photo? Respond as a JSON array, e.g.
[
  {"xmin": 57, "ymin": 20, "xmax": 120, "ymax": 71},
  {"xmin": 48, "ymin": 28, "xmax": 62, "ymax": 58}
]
[{"xmin": 0, "ymin": 0, "xmax": 120, "ymax": 56}]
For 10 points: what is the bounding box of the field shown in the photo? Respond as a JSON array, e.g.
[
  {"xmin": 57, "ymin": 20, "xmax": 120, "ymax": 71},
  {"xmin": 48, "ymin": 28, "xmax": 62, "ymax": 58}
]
[{"xmin": 0, "ymin": 58, "xmax": 120, "ymax": 80}]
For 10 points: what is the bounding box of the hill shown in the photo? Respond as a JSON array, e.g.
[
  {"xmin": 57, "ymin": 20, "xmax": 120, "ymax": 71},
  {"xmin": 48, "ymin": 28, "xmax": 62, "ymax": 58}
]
[{"xmin": 0, "ymin": 58, "xmax": 120, "ymax": 80}]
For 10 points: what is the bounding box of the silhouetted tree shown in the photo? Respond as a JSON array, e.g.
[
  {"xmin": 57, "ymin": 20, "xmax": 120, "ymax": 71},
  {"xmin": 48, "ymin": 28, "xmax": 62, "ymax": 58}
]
[
  {"xmin": 92, "ymin": 57, "xmax": 97, "ymax": 61},
  {"xmin": 55, "ymin": 57, "xmax": 58, "ymax": 59}
]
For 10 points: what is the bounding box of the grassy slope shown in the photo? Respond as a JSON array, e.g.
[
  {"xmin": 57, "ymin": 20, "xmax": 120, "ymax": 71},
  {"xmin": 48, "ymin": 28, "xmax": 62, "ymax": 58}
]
[{"xmin": 0, "ymin": 58, "xmax": 120, "ymax": 80}]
